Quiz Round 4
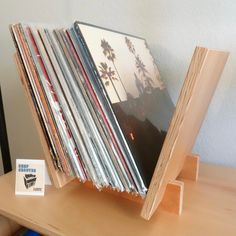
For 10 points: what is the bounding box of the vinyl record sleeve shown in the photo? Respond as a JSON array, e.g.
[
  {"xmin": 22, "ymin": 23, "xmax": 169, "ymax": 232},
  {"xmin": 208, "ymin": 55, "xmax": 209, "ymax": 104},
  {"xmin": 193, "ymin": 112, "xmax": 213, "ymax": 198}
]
[
  {"xmin": 32, "ymin": 27, "xmax": 86, "ymax": 181},
  {"xmin": 60, "ymin": 29, "xmax": 134, "ymax": 191},
  {"xmin": 10, "ymin": 24, "xmax": 62, "ymax": 171},
  {"xmin": 73, "ymin": 22, "xmax": 175, "ymax": 188}
]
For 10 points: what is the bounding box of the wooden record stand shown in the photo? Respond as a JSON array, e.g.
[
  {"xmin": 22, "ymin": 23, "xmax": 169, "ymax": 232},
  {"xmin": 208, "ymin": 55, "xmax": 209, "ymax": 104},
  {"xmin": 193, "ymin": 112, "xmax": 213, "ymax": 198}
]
[
  {"xmin": 85, "ymin": 153, "xmax": 199, "ymax": 216},
  {"xmin": 14, "ymin": 46, "xmax": 229, "ymax": 220}
]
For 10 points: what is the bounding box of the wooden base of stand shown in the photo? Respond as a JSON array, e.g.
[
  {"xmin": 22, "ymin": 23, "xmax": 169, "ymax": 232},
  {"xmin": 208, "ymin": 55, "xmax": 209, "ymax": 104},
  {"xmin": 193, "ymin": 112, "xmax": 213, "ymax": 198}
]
[
  {"xmin": 179, "ymin": 154, "xmax": 199, "ymax": 181},
  {"xmin": 160, "ymin": 154, "xmax": 199, "ymax": 215},
  {"xmin": 160, "ymin": 180, "xmax": 184, "ymax": 215},
  {"xmin": 85, "ymin": 154, "xmax": 199, "ymax": 217}
]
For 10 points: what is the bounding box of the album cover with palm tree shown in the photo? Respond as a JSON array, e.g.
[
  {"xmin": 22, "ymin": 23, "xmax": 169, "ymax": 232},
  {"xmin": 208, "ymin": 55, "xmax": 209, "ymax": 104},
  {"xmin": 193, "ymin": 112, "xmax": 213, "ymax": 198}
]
[{"xmin": 74, "ymin": 22, "xmax": 174, "ymax": 187}]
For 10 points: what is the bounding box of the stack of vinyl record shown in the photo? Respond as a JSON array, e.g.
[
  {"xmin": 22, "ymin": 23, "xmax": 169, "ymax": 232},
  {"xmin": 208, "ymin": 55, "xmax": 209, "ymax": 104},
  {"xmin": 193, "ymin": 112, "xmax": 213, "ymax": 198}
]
[{"xmin": 10, "ymin": 22, "xmax": 174, "ymax": 197}]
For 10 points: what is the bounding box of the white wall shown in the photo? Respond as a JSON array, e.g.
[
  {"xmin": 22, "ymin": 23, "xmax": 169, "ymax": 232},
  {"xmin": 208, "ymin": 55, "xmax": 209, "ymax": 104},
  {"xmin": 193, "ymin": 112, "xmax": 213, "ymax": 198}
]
[
  {"xmin": 0, "ymin": 0, "xmax": 69, "ymax": 171},
  {"xmin": 66, "ymin": 0, "xmax": 149, "ymax": 36},
  {"xmin": 143, "ymin": 0, "xmax": 236, "ymax": 167},
  {"xmin": 0, "ymin": 0, "xmax": 235, "ymax": 171}
]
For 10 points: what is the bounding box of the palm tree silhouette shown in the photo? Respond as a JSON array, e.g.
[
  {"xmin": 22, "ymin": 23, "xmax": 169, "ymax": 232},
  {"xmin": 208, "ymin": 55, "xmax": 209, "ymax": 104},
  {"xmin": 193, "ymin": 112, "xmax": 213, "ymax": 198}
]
[
  {"xmin": 99, "ymin": 62, "xmax": 121, "ymax": 101},
  {"xmin": 144, "ymin": 41, "xmax": 165, "ymax": 90},
  {"xmin": 135, "ymin": 56, "xmax": 153, "ymax": 93},
  {"xmin": 101, "ymin": 39, "xmax": 128, "ymax": 97},
  {"xmin": 125, "ymin": 37, "xmax": 155, "ymax": 93},
  {"xmin": 135, "ymin": 55, "xmax": 155, "ymax": 92},
  {"xmin": 135, "ymin": 55, "xmax": 148, "ymax": 77},
  {"xmin": 125, "ymin": 37, "xmax": 135, "ymax": 55}
]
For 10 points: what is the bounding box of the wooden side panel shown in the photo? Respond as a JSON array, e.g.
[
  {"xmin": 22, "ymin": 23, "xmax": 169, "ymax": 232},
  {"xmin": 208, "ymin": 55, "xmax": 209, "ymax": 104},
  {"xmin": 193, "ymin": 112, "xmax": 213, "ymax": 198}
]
[
  {"xmin": 179, "ymin": 154, "xmax": 199, "ymax": 181},
  {"xmin": 141, "ymin": 47, "xmax": 229, "ymax": 220},
  {"xmin": 14, "ymin": 53, "xmax": 74, "ymax": 188},
  {"xmin": 159, "ymin": 180, "xmax": 184, "ymax": 215}
]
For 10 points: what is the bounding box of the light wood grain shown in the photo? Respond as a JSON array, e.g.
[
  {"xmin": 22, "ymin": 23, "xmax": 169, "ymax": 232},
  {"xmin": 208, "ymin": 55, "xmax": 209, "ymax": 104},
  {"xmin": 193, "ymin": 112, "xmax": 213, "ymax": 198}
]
[
  {"xmin": 0, "ymin": 163, "xmax": 235, "ymax": 236},
  {"xmin": 159, "ymin": 180, "xmax": 184, "ymax": 215},
  {"xmin": 179, "ymin": 154, "xmax": 199, "ymax": 181},
  {"xmin": 141, "ymin": 47, "xmax": 229, "ymax": 219}
]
